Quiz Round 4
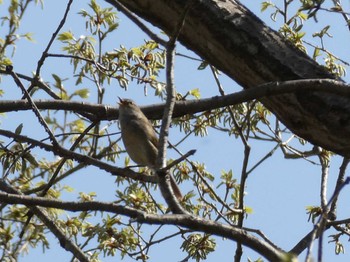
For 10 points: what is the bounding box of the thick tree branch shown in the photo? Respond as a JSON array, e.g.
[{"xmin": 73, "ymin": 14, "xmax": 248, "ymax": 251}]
[
  {"xmin": 104, "ymin": 0, "xmax": 350, "ymax": 158},
  {"xmin": 1, "ymin": 78, "xmax": 350, "ymax": 123}
]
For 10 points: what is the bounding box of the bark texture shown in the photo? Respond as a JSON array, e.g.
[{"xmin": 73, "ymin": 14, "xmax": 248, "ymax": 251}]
[{"xmin": 105, "ymin": 0, "xmax": 350, "ymax": 156}]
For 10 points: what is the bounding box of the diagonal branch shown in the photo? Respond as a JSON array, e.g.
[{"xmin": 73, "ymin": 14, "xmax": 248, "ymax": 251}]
[
  {"xmin": 34, "ymin": 0, "xmax": 74, "ymax": 78},
  {"xmin": 0, "ymin": 69, "xmax": 60, "ymax": 99},
  {"xmin": 106, "ymin": 0, "xmax": 167, "ymax": 46},
  {"xmin": 0, "ymin": 129, "xmax": 158, "ymax": 184},
  {"xmin": 0, "ymin": 180, "xmax": 89, "ymax": 262},
  {"xmin": 104, "ymin": 0, "xmax": 350, "ymax": 162},
  {"xmin": 7, "ymin": 66, "xmax": 59, "ymax": 147},
  {"xmin": 329, "ymin": 157, "xmax": 349, "ymax": 219}
]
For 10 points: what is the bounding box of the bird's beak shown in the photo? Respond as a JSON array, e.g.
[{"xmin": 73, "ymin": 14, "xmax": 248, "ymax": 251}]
[{"xmin": 118, "ymin": 96, "xmax": 124, "ymax": 105}]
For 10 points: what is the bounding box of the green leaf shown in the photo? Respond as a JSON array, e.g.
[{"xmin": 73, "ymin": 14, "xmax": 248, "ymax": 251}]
[
  {"xmin": 57, "ymin": 31, "xmax": 74, "ymax": 42},
  {"xmin": 89, "ymin": 0, "xmax": 99, "ymax": 13},
  {"xmin": 78, "ymin": 9, "xmax": 88, "ymax": 17},
  {"xmin": 70, "ymin": 119, "xmax": 86, "ymax": 133},
  {"xmin": 2, "ymin": 58, "xmax": 13, "ymax": 66},
  {"xmin": 313, "ymin": 47, "xmax": 321, "ymax": 59},
  {"xmin": 261, "ymin": 1, "xmax": 273, "ymax": 12},
  {"xmin": 298, "ymin": 12, "xmax": 308, "ymax": 21},
  {"xmin": 296, "ymin": 31, "xmax": 306, "ymax": 39},
  {"xmin": 244, "ymin": 206, "xmax": 253, "ymax": 214},
  {"xmin": 335, "ymin": 241, "xmax": 344, "ymax": 254},
  {"xmin": 189, "ymin": 88, "xmax": 201, "ymax": 99},
  {"xmin": 145, "ymin": 40, "xmax": 158, "ymax": 50},
  {"xmin": 72, "ymin": 88, "xmax": 90, "ymax": 99},
  {"xmin": 197, "ymin": 61, "xmax": 208, "ymax": 70},
  {"xmin": 52, "ymin": 74, "xmax": 62, "ymax": 87},
  {"xmin": 24, "ymin": 152, "xmax": 39, "ymax": 167},
  {"xmin": 15, "ymin": 123, "xmax": 23, "ymax": 135}
]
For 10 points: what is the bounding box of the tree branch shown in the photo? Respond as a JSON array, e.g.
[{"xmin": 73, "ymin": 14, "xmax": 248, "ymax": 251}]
[
  {"xmin": 19, "ymin": 122, "xmax": 98, "ymax": 239},
  {"xmin": 0, "ymin": 190, "xmax": 289, "ymax": 261},
  {"xmin": 329, "ymin": 158, "xmax": 349, "ymax": 220},
  {"xmin": 34, "ymin": 0, "xmax": 74, "ymax": 78},
  {"xmin": 155, "ymin": 1, "xmax": 195, "ymax": 214},
  {"xmin": 106, "ymin": 1, "xmax": 167, "ymax": 46},
  {"xmin": 0, "ymin": 129, "xmax": 158, "ymax": 184},
  {"xmin": 0, "ymin": 69, "xmax": 60, "ymax": 99},
  {"xmin": 103, "ymin": 0, "xmax": 350, "ymax": 161},
  {"xmin": 1, "ymin": 78, "xmax": 350, "ymax": 121},
  {"xmin": 6, "ymin": 66, "xmax": 59, "ymax": 146},
  {"xmin": 0, "ymin": 180, "xmax": 89, "ymax": 262},
  {"xmin": 290, "ymin": 176, "xmax": 350, "ymax": 256}
]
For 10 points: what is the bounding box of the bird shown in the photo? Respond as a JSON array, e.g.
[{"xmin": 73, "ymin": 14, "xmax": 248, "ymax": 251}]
[{"xmin": 118, "ymin": 97, "xmax": 182, "ymax": 200}]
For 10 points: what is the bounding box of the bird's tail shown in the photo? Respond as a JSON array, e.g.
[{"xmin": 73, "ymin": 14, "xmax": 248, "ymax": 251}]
[{"xmin": 169, "ymin": 174, "xmax": 183, "ymax": 200}]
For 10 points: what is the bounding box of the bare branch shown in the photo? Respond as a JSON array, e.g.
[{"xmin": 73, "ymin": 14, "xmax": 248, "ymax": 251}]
[
  {"xmin": 0, "ymin": 190, "xmax": 288, "ymax": 261},
  {"xmin": 0, "ymin": 69, "xmax": 60, "ymax": 99},
  {"xmin": 161, "ymin": 149, "xmax": 197, "ymax": 171},
  {"xmin": 329, "ymin": 158, "xmax": 350, "ymax": 220},
  {"xmin": 34, "ymin": 0, "xmax": 74, "ymax": 78},
  {"xmin": 104, "ymin": 0, "xmax": 167, "ymax": 46},
  {"xmin": 156, "ymin": 2, "xmax": 194, "ymax": 214}
]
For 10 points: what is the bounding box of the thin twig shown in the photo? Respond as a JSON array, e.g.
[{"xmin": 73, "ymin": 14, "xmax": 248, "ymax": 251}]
[
  {"xmin": 104, "ymin": 0, "xmax": 167, "ymax": 46},
  {"xmin": 161, "ymin": 149, "xmax": 196, "ymax": 171},
  {"xmin": 6, "ymin": 66, "xmax": 58, "ymax": 146},
  {"xmin": 305, "ymin": 154, "xmax": 330, "ymax": 262},
  {"xmin": 43, "ymin": 122, "xmax": 97, "ymax": 196},
  {"xmin": 331, "ymin": 0, "xmax": 350, "ymax": 32},
  {"xmin": 319, "ymin": 156, "xmax": 329, "ymax": 211},
  {"xmin": 0, "ymin": 69, "xmax": 60, "ymax": 99},
  {"xmin": 210, "ymin": 64, "xmax": 251, "ymax": 262},
  {"xmin": 35, "ymin": 0, "xmax": 74, "ymax": 78},
  {"xmin": 247, "ymin": 143, "xmax": 279, "ymax": 175},
  {"xmin": 302, "ymin": 176, "xmax": 350, "ymax": 261},
  {"xmin": 329, "ymin": 158, "xmax": 349, "ymax": 220}
]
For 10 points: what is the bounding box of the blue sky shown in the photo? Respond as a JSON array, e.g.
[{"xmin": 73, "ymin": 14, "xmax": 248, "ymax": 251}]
[{"xmin": 1, "ymin": 0, "xmax": 350, "ymax": 261}]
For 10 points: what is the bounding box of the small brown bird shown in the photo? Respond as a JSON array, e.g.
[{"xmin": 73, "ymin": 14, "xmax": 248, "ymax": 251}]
[{"xmin": 118, "ymin": 98, "xmax": 182, "ymax": 200}]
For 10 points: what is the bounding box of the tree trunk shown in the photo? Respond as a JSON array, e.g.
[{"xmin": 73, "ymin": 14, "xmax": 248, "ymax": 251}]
[{"xmin": 105, "ymin": 0, "xmax": 350, "ymax": 157}]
